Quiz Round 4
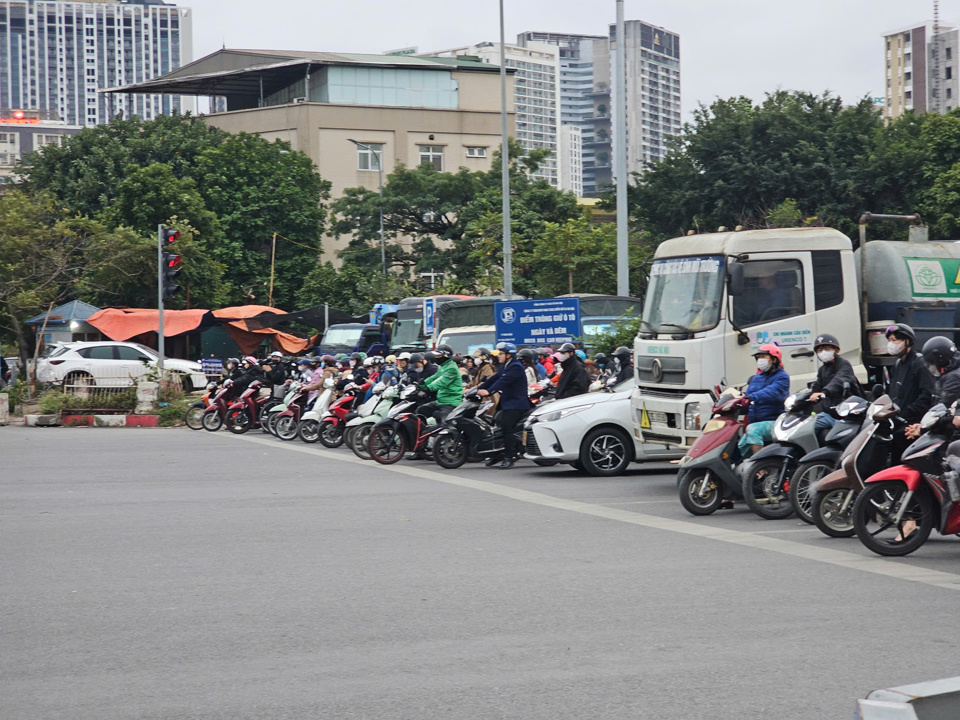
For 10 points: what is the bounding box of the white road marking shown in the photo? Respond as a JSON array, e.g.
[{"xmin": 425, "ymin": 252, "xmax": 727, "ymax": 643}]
[{"xmin": 221, "ymin": 433, "xmax": 960, "ymax": 593}]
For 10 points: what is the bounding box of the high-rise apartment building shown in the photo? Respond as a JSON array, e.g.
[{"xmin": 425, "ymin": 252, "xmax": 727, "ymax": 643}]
[
  {"xmin": 883, "ymin": 21, "xmax": 959, "ymax": 121},
  {"xmin": 424, "ymin": 42, "xmax": 570, "ymax": 190},
  {"xmin": 0, "ymin": 0, "xmax": 192, "ymax": 127}
]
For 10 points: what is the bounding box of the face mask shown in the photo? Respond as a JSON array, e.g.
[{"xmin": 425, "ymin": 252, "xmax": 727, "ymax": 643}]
[
  {"xmin": 817, "ymin": 350, "xmax": 835, "ymax": 363},
  {"xmin": 349, "ymin": 360, "xmax": 357, "ymax": 368},
  {"xmin": 756, "ymin": 358, "xmax": 770, "ymax": 372},
  {"xmin": 887, "ymin": 341, "xmax": 904, "ymax": 357},
  {"xmin": 558, "ymin": 353, "xmax": 570, "ymax": 362}
]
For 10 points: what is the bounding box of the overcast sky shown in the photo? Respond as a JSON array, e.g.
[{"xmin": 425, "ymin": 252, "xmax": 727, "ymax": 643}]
[{"xmin": 187, "ymin": 0, "xmax": 947, "ymax": 120}]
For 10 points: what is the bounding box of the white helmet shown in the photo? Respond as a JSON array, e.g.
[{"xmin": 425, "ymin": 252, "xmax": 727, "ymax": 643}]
[
  {"xmin": 363, "ymin": 357, "xmax": 375, "ymax": 367},
  {"xmin": 397, "ymin": 352, "xmax": 412, "ymax": 361}
]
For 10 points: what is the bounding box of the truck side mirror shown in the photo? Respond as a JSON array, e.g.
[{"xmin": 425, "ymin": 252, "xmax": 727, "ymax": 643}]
[{"xmin": 727, "ymin": 261, "xmax": 745, "ymax": 297}]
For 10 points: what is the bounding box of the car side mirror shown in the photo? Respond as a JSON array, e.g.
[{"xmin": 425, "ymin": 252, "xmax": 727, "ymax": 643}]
[{"xmin": 726, "ymin": 261, "xmax": 745, "ymax": 297}]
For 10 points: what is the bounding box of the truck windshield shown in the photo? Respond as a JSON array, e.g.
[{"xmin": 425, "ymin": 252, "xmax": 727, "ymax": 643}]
[
  {"xmin": 392, "ymin": 317, "xmax": 424, "ymax": 348},
  {"xmin": 441, "ymin": 331, "xmax": 495, "ymax": 356},
  {"xmin": 643, "ymin": 256, "xmax": 725, "ymax": 333},
  {"xmin": 322, "ymin": 327, "xmax": 363, "ymax": 348}
]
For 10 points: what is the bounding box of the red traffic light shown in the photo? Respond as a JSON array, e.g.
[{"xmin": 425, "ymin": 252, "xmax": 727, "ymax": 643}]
[
  {"xmin": 165, "ymin": 254, "xmax": 182, "ymax": 269},
  {"xmin": 161, "ymin": 227, "xmax": 180, "ymax": 244}
]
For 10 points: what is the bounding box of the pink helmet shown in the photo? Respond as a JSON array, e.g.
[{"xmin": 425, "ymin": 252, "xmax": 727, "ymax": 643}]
[{"xmin": 244, "ymin": 355, "xmax": 259, "ymax": 366}]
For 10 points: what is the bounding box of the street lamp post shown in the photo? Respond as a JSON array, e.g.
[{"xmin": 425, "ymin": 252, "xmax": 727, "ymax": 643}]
[
  {"xmin": 614, "ymin": 0, "xmax": 629, "ymax": 296},
  {"xmin": 499, "ymin": 0, "xmax": 512, "ymax": 297},
  {"xmin": 347, "ymin": 139, "xmax": 386, "ymax": 276}
]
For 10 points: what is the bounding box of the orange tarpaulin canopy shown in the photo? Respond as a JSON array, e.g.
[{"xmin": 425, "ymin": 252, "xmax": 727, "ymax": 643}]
[{"xmin": 87, "ymin": 306, "xmax": 311, "ymax": 356}]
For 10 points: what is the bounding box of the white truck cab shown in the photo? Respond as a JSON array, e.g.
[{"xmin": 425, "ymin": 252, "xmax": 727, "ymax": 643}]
[{"xmin": 631, "ymin": 227, "xmax": 863, "ymax": 452}]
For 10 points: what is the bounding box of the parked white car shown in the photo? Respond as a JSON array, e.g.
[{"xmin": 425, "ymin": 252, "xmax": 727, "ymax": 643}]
[
  {"xmin": 36, "ymin": 341, "xmax": 207, "ymax": 391},
  {"xmin": 523, "ymin": 378, "xmax": 681, "ymax": 476}
]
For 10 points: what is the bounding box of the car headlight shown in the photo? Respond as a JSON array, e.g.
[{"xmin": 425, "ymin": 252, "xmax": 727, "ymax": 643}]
[
  {"xmin": 684, "ymin": 402, "xmax": 701, "ymax": 431},
  {"xmin": 540, "ymin": 404, "xmax": 594, "ymax": 423}
]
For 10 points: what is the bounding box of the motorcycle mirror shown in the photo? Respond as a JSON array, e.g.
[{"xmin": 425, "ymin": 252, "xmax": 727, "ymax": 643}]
[{"xmin": 870, "ymin": 383, "xmax": 884, "ymax": 401}]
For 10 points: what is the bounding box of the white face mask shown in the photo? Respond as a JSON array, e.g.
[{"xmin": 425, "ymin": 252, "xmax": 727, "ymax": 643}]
[
  {"xmin": 558, "ymin": 353, "xmax": 570, "ymax": 362},
  {"xmin": 817, "ymin": 349, "xmax": 836, "ymax": 363},
  {"xmin": 887, "ymin": 340, "xmax": 904, "ymax": 357},
  {"xmin": 756, "ymin": 358, "xmax": 770, "ymax": 372},
  {"xmin": 349, "ymin": 360, "xmax": 357, "ymax": 368}
]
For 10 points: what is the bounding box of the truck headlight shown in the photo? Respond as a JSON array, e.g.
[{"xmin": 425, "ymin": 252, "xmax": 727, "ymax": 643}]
[{"xmin": 684, "ymin": 403, "xmax": 701, "ymax": 431}]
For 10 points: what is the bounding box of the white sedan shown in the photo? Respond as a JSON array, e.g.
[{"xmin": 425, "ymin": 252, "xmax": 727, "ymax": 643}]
[
  {"xmin": 36, "ymin": 341, "xmax": 208, "ymax": 391},
  {"xmin": 523, "ymin": 378, "xmax": 681, "ymax": 476}
]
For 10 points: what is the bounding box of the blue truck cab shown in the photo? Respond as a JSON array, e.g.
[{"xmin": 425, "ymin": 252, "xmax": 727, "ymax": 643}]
[{"xmin": 317, "ymin": 323, "xmax": 389, "ymax": 357}]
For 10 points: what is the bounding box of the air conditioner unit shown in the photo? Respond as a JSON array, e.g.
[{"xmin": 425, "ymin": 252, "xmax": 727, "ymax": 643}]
[{"xmin": 291, "ymin": 97, "xmax": 306, "ymax": 104}]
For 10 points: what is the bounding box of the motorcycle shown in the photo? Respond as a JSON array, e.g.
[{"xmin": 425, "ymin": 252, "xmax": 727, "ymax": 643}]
[
  {"xmin": 367, "ymin": 385, "xmax": 442, "ymax": 465},
  {"xmin": 676, "ymin": 387, "xmax": 750, "ymax": 516},
  {"xmin": 810, "ymin": 394, "xmax": 899, "ymax": 538},
  {"xmin": 342, "ymin": 382, "xmax": 388, "ymax": 452},
  {"xmin": 317, "ymin": 383, "xmax": 368, "ymax": 448},
  {"xmin": 786, "ymin": 394, "xmax": 870, "ymax": 524},
  {"xmin": 273, "ymin": 382, "xmax": 311, "ymax": 441},
  {"xmin": 853, "ymin": 402, "xmax": 960, "ymax": 556},
  {"xmin": 225, "ymin": 380, "xmax": 274, "ymax": 434},
  {"xmin": 201, "ymin": 381, "xmax": 236, "ymax": 432},
  {"xmin": 261, "ymin": 380, "xmax": 300, "ymax": 436},
  {"xmin": 296, "ymin": 379, "xmax": 336, "ymax": 443},
  {"xmin": 348, "ymin": 383, "xmax": 402, "ymax": 459},
  {"xmin": 185, "ymin": 381, "xmax": 217, "ymax": 430}
]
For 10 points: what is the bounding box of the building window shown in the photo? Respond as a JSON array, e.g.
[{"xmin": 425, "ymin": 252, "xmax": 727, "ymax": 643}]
[
  {"xmin": 905, "ymin": 71, "xmax": 911, "ymax": 81},
  {"xmin": 465, "ymin": 146, "xmax": 487, "ymax": 158},
  {"xmin": 356, "ymin": 143, "xmax": 383, "ymax": 171},
  {"xmin": 36, "ymin": 134, "xmax": 64, "ymax": 148},
  {"xmin": 948, "ymin": 47, "xmax": 954, "ymax": 61},
  {"xmin": 948, "ymin": 66, "xmax": 954, "ymax": 80},
  {"xmin": 949, "ymin": 88, "xmax": 954, "ymax": 100},
  {"xmin": 418, "ymin": 145, "xmax": 444, "ymax": 171}
]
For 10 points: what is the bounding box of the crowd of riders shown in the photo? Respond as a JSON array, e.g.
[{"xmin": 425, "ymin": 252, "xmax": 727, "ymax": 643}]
[{"xmin": 202, "ymin": 341, "xmax": 636, "ymax": 469}]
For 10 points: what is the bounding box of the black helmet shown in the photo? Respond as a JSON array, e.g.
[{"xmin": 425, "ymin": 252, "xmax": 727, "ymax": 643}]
[
  {"xmin": 594, "ymin": 352, "xmax": 608, "ymax": 367},
  {"xmin": 613, "ymin": 346, "xmax": 632, "ymax": 361},
  {"xmin": 886, "ymin": 323, "xmax": 916, "ymax": 345},
  {"xmin": 435, "ymin": 343, "xmax": 454, "ymax": 360},
  {"xmin": 813, "ymin": 333, "xmax": 840, "ymax": 350},
  {"xmin": 409, "ymin": 352, "xmax": 424, "ymax": 365},
  {"xmin": 226, "ymin": 357, "xmax": 240, "ymax": 367},
  {"xmin": 349, "ymin": 352, "xmax": 363, "ymax": 361},
  {"xmin": 517, "ymin": 348, "xmax": 537, "ymax": 366},
  {"xmin": 558, "ymin": 342, "xmax": 577, "ymax": 353},
  {"xmin": 424, "ymin": 351, "xmax": 440, "ymax": 362},
  {"xmin": 536, "ymin": 347, "xmax": 550, "ymax": 356},
  {"xmin": 922, "ymin": 336, "xmax": 957, "ymax": 371}
]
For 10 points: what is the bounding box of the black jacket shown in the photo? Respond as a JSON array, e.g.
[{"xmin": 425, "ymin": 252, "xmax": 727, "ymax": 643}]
[
  {"xmin": 263, "ymin": 363, "xmax": 287, "ymax": 386},
  {"xmin": 556, "ymin": 355, "xmax": 591, "ymax": 400},
  {"xmin": 934, "ymin": 353, "xmax": 960, "ymax": 410},
  {"xmin": 811, "ymin": 355, "xmax": 859, "ymax": 410},
  {"xmin": 420, "ymin": 362, "xmax": 438, "ymax": 381},
  {"xmin": 888, "ymin": 351, "xmax": 936, "ymax": 424},
  {"xmin": 615, "ymin": 362, "xmax": 634, "ymax": 385}
]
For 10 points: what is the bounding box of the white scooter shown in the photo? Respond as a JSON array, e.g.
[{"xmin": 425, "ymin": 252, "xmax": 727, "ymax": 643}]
[{"xmin": 296, "ymin": 378, "xmax": 336, "ymax": 443}]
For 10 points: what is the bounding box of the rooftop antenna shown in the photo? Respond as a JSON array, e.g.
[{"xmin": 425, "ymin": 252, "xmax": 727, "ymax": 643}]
[{"xmin": 932, "ymin": 0, "xmax": 942, "ymax": 114}]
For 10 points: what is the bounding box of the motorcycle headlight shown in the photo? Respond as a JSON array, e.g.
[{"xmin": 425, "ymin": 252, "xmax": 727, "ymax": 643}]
[
  {"xmin": 684, "ymin": 403, "xmax": 701, "ymax": 431},
  {"xmin": 541, "ymin": 404, "xmax": 594, "ymax": 423}
]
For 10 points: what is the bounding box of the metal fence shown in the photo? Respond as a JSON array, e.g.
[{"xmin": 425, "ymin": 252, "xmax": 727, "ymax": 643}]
[{"xmin": 57, "ymin": 371, "xmax": 181, "ymax": 414}]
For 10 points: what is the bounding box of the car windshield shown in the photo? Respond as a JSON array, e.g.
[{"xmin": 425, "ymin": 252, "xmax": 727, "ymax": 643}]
[
  {"xmin": 392, "ymin": 317, "xmax": 424, "ymax": 348},
  {"xmin": 643, "ymin": 256, "xmax": 725, "ymax": 333},
  {"xmin": 322, "ymin": 327, "xmax": 364, "ymax": 348},
  {"xmin": 441, "ymin": 331, "xmax": 495, "ymax": 356}
]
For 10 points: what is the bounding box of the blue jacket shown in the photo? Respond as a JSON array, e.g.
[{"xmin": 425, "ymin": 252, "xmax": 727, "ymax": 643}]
[
  {"xmin": 481, "ymin": 359, "xmax": 532, "ymax": 411},
  {"xmin": 745, "ymin": 365, "xmax": 790, "ymax": 423}
]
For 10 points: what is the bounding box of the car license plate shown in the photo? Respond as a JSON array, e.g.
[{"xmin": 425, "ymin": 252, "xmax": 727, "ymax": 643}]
[{"xmin": 648, "ymin": 411, "xmax": 668, "ymax": 425}]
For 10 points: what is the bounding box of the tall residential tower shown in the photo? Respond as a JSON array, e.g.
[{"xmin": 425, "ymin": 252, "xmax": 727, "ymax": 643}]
[{"xmin": 883, "ymin": 20, "xmax": 959, "ymax": 120}]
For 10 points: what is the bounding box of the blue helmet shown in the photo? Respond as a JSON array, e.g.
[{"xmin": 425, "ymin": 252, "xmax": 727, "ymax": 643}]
[
  {"xmin": 575, "ymin": 349, "xmax": 587, "ymax": 360},
  {"xmin": 496, "ymin": 341, "xmax": 517, "ymax": 355}
]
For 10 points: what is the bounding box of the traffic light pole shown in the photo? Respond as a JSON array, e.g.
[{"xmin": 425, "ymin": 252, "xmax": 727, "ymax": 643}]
[{"xmin": 157, "ymin": 224, "xmax": 165, "ymax": 382}]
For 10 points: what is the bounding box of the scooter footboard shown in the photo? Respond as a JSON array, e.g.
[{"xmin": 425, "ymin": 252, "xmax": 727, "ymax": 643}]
[{"xmin": 813, "ymin": 468, "xmax": 853, "ymax": 493}]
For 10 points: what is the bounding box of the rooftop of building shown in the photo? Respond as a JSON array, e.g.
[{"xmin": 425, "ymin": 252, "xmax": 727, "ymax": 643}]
[{"xmin": 883, "ymin": 20, "xmax": 958, "ymax": 37}]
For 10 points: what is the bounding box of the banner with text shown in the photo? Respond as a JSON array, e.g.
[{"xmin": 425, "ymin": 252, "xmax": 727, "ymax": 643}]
[{"xmin": 494, "ymin": 298, "xmax": 581, "ymax": 346}]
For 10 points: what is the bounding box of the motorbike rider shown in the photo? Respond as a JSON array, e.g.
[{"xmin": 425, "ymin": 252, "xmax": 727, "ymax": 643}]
[
  {"xmin": 517, "ymin": 348, "xmax": 539, "ymax": 387},
  {"xmin": 886, "ymin": 323, "xmax": 936, "ymax": 462},
  {"xmin": 396, "ymin": 352, "xmax": 413, "ymax": 379},
  {"xmin": 380, "ymin": 355, "xmax": 401, "ymax": 386},
  {"xmin": 478, "ymin": 341, "xmax": 532, "ymax": 469},
  {"xmin": 262, "ymin": 350, "xmax": 287, "ymax": 391},
  {"xmin": 537, "ymin": 347, "xmax": 556, "ymax": 378},
  {"xmin": 471, "ymin": 349, "xmax": 496, "ymax": 388},
  {"xmin": 808, "ymin": 333, "xmax": 859, "ymax": 440},
  {"xmin": 232, "ymin": 356, "xmax": 265, "ymax": 393},
  {"xmin": 612, "ymin": 346, "xmax": 634, "ymax": 385},
  {"xmin": 301, "ymin": 355, "xmax": 328, "ymax": 403},
  {"xmin": 737, "ymin": 343, "xmax": 790, "ymax": 459},
  {"xmin": 405, "ymin": 353, "xmax": 424, "ymax": 382},
  {"xmin": 420, "ymin": 351, "xmax": 440, "ymax": 381},
  {"xmin": 349, "ymin": 352, "xmax": 369, "ymax": 384},
  {"xmin": 419, "ymin": 344, "xmax": 463, "ymax": 424},
  {"xmin": 555, "ymin": 342, "xmax": 591, "ymax": 400}
]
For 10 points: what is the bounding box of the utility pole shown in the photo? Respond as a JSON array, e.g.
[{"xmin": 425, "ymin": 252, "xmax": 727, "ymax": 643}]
[
  {"xmin": 268, "ymin": 233, "xmax": 277, "ymax": 306},
  {"xmin": 499, "ymin": 0, "xmax": 513, "ymax": 296},
  {"xmin": 157, "ymin": 224, "xmax": 165, "ymax": 382},
  {"xmin": 615, "ymin": 0, "xmax": 629, "ymax": 296}
]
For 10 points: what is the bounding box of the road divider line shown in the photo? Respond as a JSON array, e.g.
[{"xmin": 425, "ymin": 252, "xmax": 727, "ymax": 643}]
[{"xmin": 221, "ymin": 432, "xmax": 960, "ymax": 593}]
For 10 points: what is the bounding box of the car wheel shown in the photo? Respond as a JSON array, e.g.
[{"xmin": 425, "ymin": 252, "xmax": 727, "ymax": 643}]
[{"xmin": 579, "ymin": 426, "xmax": 632, "ymax": 476}]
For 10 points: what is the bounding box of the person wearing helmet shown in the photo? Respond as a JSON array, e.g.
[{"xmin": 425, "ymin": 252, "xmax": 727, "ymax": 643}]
[
  {"xmin": 517, "ymin": 348, "xmax": 539, "ymax": 387},
  {"xmin": 471, "ymin": 348, "xmax": 496, "ymax": 388},
  {"xmin": 612, "ymin": 346, "xmax": 634, "ymax": 385},
  {"xmin": 405, "ymin": 352, "xmax": 424, "ymax": 382},
  {"xmin": 478, "ymin": 341, "xmax": 531, "ymax": 468},
  {"xmin": 380, "ymin": 355, "xmax": 401, "ymax": 386},
  {"xmin": 904, "ymin": 337, "xmax": 960, "ymax": 443},
  {"xmin": 737, "ymin": 343, "xmax": 790, "ymax": 459},
  {"xmin": 419, "ymin": 343, "xmax": 464, "ymax": 423},
  {"xmin": 232, "ymin": 355, "xmax": 265, "ymax": 393},
  {"xmin": 808, "ymin": 333, "xmax": 859, "ymax": 440},
  {"xmin": 222, "ymin": 357, "xmax": 243, "ymax": 383},
  {"xmin": 554, "ymin": 342, "xmax": 591, "ymax": 400},
  {"xmin": 262, "ymin": 350, "xmax": 287, "ymax": 392},
  {"xmin": 300, "ymin": 355, "xmax": 329, "ymax": 403},
  {"xmin": 886, "ymin": 323, "xmax": 936, "ymax": 461},
  {"xmin": 420, "ymin": 351, "xmax": 439, "ymax": 381},
  {"xmin": 296, "ymin": 357, "xmax": 312, "ymax": 382},
  {"xmin": 538, "ymin": 347, "xmax": 556, "ymax": 378}
]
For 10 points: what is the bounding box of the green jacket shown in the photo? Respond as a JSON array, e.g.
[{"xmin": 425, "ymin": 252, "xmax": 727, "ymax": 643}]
[{"xmin": 423, "ymin": 358, "xmax": 465, "ymax": 406}]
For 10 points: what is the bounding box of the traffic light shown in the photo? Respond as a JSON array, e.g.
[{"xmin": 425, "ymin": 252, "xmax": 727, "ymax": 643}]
[{"xmin": 160, "ymin": 225, "xmax": 182, "ymax": 299}]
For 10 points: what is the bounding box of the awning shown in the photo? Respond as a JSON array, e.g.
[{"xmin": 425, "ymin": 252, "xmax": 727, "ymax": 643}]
[{"xmin": 212, "ymin": 306, "xmax": 310, "ymax": 356}]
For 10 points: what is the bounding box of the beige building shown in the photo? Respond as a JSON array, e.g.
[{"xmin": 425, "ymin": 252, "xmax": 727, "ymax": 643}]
[
  {"xmin": 104, "ymin": 49, "xmax": 514, "ymax": 258},
  {"xmin": 884, "ymin": 21, "xmax": 960, "ymax": 121}
]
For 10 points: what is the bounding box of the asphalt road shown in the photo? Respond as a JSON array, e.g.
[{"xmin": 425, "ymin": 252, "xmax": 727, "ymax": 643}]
[{"xmin": 3, "ymin": 425, "xmax": 959, "ymax": 719}]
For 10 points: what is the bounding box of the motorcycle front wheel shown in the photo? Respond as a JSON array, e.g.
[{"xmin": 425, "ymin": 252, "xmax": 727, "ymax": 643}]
[
  {"xmin": 789, "ymin": 460, "xmax": 833, "ymax": 525},
  {"xmin": 298, "ymin": 418, "xmax": 321, "ymax": 444},
  {"xmin": 853, "ymin": 481, "xmax": 933, "ymax": 556},
  {"xmin": 433, "ymin": 432, "xmax": 468, "ymax": 469},
  {"xmin": 742, "ymin": 458, "xmax": 795, "ymax": 520},
  {"xmin": 275, "ymin": 415, "xmax": 299, "ymax": 441},
  {"xmin": 678, "ymin": 469, "xmax": 724, "ymax": 516},
  {"xmin": 350, "ymin": 425, "xmax": 375, "ymax": 460},
  {"xmin": 318, "ymin": 419, "xmax": 344, "ymax": 448},
  {"xmin": 226, "ymin": 410, "xmax": 252, "ymax": 435},
  {"xmin": 184, "ymin": 404, "xmax": 205, "ymax": 430},
  {"xmin": 812, "ymin": 488, "xmax": 856, "ymax": 538},
  {"xmin": 369, "ymin": 425, "xmax": 407, "ymax": 464},
  {"xmin": 201, "ymin": 411, "xmax": 223, "ymax": 432}
]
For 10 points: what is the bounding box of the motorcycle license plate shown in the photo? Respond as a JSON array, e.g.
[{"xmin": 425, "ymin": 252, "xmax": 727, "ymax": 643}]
[{"xmin": 648, "ymin": 411, "xmax": 668, "ymax": 425}]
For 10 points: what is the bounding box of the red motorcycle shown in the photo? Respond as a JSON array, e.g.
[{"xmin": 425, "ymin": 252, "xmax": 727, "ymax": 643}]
[
  {"xmin": 853, "ymin": 402, "xmax": 960, "ymax": 556},
  {"xmin": 201, "ymin": 381, "xmax": 236, "ymax": 432},
  {"xmin": 367, "ymin": 385, "xmax": 444, "ymax": 465},
  {"xmin": 273, "ymin": 384, "xmax": 310, "ymax": 441},
  {"xmin": 318, "ymin": 383, "xmax": 369, "ymax": 448},
  {"xmin": 226, "ymin": 381, "xmax": 275, "ymax": 434}
]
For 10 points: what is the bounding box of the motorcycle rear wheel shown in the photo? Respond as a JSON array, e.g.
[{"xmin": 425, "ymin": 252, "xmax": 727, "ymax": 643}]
[
  {"xmin": 184, "ymin": 405, "xmax": 205, "ymax": 430},
  {"xmin": 678, "ymin": 469, "xmax": 724, "ymax": 516},
  {"xmin": 369, "ymin": 426, "xmax": 407, "ymax": 464},
  {"xmin": 227, "ymin": 410, "xmax": 252, "ymax": 435},
  {"xmin": 343, "ymin": 426, "xmax": 358, "ymax": 452},
  {"xmin": 275, "ymin": 415, "xmax": 299, "ymax": 441},
  {"xmin": 789, "ymin": 460, "xmax": 832, "ymax": 525},
  {"xmin": 201, "ymin": 411, "xmax": 223, "ymax": 432},
  {"xmin": 350, "ymin": 425, "xmax": 374, "ymax": 459},
  {"xmin": 298, "ymin": 419, "xmax": 321, "ymax": 444},
  {"xmin": 433, "ymin": 432, "xmax": 468, "ymax": 469},
  {"xmin": 318, "ymin": 419, "xmax": 344, "ymax": 448},
  {"xmin": 812, "ymin": 488, "xmax": 856, "ymax": 538},
  {"xmin": 853, "ymin": 481, "xmax": 933, "ymax": 557},
  {"xmin": 742, "ymin": 457, "xmax": 795, "ymax": 520}
]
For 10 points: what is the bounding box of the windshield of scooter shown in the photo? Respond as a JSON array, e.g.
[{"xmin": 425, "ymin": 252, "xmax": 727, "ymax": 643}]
[{"xmin": 643, "ymin": 256, "xmax": 725, "ymax": 333}]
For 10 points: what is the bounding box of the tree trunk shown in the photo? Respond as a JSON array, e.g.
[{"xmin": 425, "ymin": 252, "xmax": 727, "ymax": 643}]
[
  {"xmin": 568, "ymin": 268, "xmax": 574, "ymax": 294},
  {"xmin": 5, "ymin": 300, "xmax": 30, "ymax": 394}
]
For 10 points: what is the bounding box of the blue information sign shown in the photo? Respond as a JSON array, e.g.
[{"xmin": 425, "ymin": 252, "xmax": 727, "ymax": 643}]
[
  {"xmin": 423, "ymin": 297, "xmax": 436, "ymax": 335},
  {"xmin": 494, "ymin": 298, "xmax": 581, "ymax": 345}
]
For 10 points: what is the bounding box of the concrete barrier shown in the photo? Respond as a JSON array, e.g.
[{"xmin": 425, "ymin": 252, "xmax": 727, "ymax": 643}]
[
  {"xmin": 0, "ymin": 393, "xmax": 8, "ymax": 425},
  {"xmin": 858, "ymin": 676, "xmax": 960, "ymax": 719}
]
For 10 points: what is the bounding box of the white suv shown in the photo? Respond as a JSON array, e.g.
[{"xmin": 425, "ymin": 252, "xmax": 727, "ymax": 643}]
[{"xmin": 36, "ymin": 341, "xmax": 207, "ymax": 391}]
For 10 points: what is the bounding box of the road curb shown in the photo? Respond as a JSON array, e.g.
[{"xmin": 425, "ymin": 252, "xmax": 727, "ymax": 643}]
[{"xmin": 24, "ymin": 414, "xmax": 161, "ymax": 427}]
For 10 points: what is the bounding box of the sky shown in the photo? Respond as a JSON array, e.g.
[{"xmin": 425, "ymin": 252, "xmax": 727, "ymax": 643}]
[{"xmin": 185, "ymin": 0, "xmax": 946, "ymax": 120}]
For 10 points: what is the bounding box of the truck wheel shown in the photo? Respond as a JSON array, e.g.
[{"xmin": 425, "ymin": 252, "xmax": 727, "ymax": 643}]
[{"xmin": 579, "ymin": 426, "xmax": 632, "ymax": 476}]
